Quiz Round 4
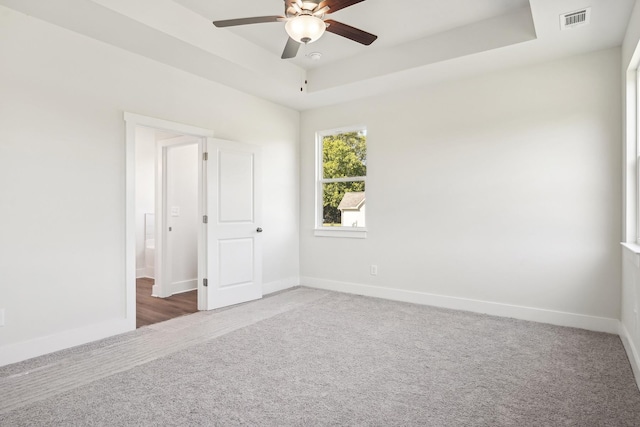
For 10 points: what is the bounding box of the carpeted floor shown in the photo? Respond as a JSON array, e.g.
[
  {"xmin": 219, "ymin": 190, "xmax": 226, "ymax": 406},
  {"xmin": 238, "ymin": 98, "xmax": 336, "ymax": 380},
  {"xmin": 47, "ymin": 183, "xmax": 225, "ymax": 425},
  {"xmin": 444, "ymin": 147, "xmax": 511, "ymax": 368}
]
[{"xmin": 2, "ymin": 287, "xmax": 640, "ymax": 426}]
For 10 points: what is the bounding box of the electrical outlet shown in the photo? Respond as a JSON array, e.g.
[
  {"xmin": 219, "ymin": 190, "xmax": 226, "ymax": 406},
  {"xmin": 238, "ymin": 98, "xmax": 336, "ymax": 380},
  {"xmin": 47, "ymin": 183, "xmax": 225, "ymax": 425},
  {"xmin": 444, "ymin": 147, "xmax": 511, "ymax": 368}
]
[
  {"xmin": 370, "ymin": 265, "xmax": 378, "ymax": 276},
  {"xmin": 0, "ymin": 309, "xmax": 4, "ymax": 327}
]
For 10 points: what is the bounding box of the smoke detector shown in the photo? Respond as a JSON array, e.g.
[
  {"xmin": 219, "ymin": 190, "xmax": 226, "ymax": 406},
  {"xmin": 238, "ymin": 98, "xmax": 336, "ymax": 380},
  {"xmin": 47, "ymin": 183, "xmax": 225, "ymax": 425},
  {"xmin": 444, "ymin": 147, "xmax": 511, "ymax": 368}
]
[{"xmin": 560, "ymin": 7, "xmax": 591, "ymax": 30}]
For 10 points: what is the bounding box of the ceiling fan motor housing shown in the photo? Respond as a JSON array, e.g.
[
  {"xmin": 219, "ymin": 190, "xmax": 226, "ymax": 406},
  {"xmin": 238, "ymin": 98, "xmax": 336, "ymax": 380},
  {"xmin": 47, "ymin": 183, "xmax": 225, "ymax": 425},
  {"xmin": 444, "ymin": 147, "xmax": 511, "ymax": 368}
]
[{"xmin": 285, "ymin": 1, "xmax": 324, "ymax": 18}]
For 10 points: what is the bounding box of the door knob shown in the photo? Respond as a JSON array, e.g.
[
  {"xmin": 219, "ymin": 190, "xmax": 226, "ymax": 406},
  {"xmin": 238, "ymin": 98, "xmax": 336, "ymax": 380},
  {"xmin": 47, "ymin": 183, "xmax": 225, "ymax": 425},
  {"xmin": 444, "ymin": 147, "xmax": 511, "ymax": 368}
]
[{"xmin": 256, "ymin": 227, "xmax": 263, "ymax": 233}]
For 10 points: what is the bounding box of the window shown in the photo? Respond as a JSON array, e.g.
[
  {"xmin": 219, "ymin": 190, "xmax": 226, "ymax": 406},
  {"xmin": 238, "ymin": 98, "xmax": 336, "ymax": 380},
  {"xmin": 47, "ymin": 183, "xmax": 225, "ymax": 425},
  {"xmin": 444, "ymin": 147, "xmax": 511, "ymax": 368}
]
[
  {"xmin": 624, "ymin": 56, "xmax": 640, "ymax": 249},
  {"xmin": 315, "ymin": 127, "xmax": 367, "ymax": 238}
]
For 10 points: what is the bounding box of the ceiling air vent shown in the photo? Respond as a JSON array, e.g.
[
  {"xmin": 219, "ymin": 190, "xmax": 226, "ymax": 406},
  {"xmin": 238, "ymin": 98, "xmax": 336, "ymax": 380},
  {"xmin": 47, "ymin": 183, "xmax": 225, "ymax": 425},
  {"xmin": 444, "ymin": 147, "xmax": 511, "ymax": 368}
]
[{"xmin": 560, "ymin": 8, "xmax": 591, "ymax": 30}]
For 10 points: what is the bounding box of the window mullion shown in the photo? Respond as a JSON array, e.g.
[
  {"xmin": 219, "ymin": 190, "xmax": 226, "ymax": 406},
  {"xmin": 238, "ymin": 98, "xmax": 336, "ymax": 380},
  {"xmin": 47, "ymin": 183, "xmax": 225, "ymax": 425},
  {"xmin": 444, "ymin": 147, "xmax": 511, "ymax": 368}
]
[{"xmin": 321, "ymin": 176, "xmax": 365, "ymax": 184}]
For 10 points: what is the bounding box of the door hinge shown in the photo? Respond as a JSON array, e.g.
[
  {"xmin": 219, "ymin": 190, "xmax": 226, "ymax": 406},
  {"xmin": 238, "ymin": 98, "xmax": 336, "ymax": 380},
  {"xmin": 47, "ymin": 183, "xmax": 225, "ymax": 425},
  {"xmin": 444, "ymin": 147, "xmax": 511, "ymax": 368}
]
[
  {"xmin": 203, "ymin": 152, "xmax": 208, "ymax": 161},
  {"xmin": 203, "ymin": 215, "xmax": 208, "ymax": 224},
  {"xmin": 203, "ymin": 278, "xmax": 208, "ymax": 287}
]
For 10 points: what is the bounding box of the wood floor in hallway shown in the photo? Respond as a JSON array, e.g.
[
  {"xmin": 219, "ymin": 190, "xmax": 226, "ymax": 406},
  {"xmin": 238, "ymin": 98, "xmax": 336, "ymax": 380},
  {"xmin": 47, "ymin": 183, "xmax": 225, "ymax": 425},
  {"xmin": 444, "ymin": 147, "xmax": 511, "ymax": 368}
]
[{"xmin": 136, "ymin": 277, "xmax": 198, "ymax": 328}]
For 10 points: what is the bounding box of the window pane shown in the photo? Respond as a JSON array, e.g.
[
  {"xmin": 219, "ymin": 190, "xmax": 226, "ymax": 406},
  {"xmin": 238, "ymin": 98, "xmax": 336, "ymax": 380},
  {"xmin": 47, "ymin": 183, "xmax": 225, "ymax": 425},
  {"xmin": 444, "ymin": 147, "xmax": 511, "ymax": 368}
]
[
  {"xmin": 322, "ymin": 131, "xmax": 367, "ymax": 179},
  {"xmin": 322, "ymin": 182, "xmax": 365, "ymax": 227}
]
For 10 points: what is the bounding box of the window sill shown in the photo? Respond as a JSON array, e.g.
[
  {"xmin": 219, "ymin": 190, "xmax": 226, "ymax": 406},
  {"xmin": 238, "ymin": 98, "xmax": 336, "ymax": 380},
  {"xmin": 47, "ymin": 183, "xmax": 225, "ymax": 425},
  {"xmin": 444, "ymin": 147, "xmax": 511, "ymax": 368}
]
[
  {"xmin": 621, "ymin": 242, "xmax": 640, "ymax": 254},
  {"xmin": 314, "ymin": 228, "xmax": 367, "ymax": 239}
]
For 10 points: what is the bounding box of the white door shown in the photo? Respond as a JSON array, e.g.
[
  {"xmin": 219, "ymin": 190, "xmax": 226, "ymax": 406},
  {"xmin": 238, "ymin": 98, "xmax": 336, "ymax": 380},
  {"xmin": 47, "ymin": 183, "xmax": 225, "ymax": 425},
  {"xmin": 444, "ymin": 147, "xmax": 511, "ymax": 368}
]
[{"xmin": 205, "ymin": 138, "xmax": 262, "ymax": 309}]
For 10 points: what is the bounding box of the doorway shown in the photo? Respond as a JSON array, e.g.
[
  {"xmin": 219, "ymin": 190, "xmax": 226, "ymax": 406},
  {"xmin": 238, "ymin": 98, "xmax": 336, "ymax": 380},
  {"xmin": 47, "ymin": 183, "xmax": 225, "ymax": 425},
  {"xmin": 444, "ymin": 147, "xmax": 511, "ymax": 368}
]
[
  {"xmin": 134, "ymin": 129, "xmax": 201, "ymax": 327},
  {"xmin": 124, "ymin": 112, "xmax": 263, "ymax": 332}
]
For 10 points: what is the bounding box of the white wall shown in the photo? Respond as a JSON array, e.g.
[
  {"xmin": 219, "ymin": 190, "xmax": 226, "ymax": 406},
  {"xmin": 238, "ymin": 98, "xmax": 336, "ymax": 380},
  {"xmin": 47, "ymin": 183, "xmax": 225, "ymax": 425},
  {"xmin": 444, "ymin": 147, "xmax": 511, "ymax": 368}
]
[
  {"xmin": 620, "ymin": 0, "xmax": 640, "ymax": 386},
  {"xmin": 300, "ymin": 48, "xmax": 622, "ymax": 331},
  {"xmin": 0, "ymin": 7, "xmax": 300, "ymax": 363}
]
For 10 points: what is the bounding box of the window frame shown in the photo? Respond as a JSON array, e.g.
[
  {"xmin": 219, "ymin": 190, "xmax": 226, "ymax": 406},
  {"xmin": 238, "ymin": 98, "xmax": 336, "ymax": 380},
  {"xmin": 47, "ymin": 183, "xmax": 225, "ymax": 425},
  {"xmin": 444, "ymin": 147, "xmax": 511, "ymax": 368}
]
[
  {"xmin": 314, "ymin": 125, "xmax": 368, "ymax": 239},
  {"xmin": 637, "ymin": 68, "xmax": 640, "ymax": 245},
  {"xmin": 624, "ymin": 55, "xmax": 640, "ymax": 251}
]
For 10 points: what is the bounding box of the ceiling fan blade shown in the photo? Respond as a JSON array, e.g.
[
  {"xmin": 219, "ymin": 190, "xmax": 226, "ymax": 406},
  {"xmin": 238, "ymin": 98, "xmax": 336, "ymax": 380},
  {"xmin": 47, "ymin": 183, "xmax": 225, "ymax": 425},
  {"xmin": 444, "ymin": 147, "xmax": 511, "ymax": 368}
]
[
  {"xmin": 313, "ymin": 6, "xmax": 330, "ymax": 16},
  {"xmin": 281, "ymin": 37, "xmax": 301, "ymax": 59},
  {"xmin": 324, "ymin": 19, "xmax": 377, "ymax": 45},
  {"xmin": 318, "ymin": 0, "xmax": 366, "ymax": 14},
  {"xmin": 212, "ymin": 16, "xmax": 283, "ymax": 27}
]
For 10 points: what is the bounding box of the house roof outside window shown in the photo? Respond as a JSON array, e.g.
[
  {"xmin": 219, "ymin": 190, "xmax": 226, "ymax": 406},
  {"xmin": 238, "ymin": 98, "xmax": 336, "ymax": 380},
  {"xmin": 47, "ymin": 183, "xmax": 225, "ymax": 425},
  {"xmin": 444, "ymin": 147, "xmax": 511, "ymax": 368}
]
[{"xmin": 338, "ymin": 192, "xmax": 366, "ymax": 211}]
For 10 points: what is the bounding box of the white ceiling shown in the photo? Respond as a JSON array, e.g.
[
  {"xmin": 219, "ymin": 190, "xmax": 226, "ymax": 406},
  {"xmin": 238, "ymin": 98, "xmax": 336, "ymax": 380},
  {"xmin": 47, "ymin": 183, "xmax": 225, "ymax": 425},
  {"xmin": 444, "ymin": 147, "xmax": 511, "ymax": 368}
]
[
  {"xmin": 176, "ymin": 0, "xmax": 530, "ymax": 70},
  {"xmin": 0, "ymin": 0, "xmax": 635, "ymax": 111}
]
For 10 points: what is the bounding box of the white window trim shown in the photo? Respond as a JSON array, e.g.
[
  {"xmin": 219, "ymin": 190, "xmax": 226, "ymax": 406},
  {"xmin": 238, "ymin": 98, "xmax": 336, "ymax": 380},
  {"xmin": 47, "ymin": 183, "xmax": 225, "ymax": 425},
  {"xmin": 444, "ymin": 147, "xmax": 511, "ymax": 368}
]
[
  {"xmin": 314, "ymin": 125, "xmax": 367, "ymax": 239},
  {"xmin": 624, "ymin": 47, "xmax": 640, "ymax": 249},
  {"xmin": 636, "ymin": 68, "xmax": 640, "ymax": 244}
]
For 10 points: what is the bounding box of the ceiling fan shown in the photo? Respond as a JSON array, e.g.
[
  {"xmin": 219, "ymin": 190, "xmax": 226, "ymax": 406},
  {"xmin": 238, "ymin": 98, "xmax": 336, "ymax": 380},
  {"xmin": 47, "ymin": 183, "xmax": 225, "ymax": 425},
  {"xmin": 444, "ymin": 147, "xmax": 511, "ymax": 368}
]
[{"xmin": 212, "ymin": 0, "xmax": 377, "ymax": 59}]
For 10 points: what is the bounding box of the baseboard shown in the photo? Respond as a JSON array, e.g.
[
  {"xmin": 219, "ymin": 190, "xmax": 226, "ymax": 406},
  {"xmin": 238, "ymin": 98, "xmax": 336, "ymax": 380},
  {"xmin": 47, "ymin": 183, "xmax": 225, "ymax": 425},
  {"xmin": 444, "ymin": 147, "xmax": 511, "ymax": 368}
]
[
  {"xmin": 301, "ymin": 277, "xmax": 620, "ymax": 334},
  {"xmin": 169, "ymin": 279, "xmax": 197, "ymax": 295},
  {"xmin": 619, "ymin": 322, "xmax": 640, "ymax": 390},
  {"xmin": 136, "ymin": 268, "xmax": 146, "ymax": 279},
  {"xmin": 0, "ymin": 318, "xmax": 133, "ymax": 367},
  {"xmin": 263, "ymin": 276, "xmax": 299, "ymax": 295}
]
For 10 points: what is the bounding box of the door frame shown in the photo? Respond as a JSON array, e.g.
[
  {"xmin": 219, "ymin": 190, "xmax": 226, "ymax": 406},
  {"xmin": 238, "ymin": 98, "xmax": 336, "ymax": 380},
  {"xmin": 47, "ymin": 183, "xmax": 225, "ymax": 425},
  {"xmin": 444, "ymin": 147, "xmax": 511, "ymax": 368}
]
[{"xmin": 124, "ymin": 112, "xmax": 214, "ymax": 330}]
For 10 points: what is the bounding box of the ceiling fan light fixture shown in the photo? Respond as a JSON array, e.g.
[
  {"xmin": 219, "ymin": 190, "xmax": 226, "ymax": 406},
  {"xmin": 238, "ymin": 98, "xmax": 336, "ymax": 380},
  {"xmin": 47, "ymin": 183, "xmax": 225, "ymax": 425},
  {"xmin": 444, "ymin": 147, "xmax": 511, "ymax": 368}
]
[{"xmin": 285, "ymin": 15, "xmax": 326, "ymax": 44}]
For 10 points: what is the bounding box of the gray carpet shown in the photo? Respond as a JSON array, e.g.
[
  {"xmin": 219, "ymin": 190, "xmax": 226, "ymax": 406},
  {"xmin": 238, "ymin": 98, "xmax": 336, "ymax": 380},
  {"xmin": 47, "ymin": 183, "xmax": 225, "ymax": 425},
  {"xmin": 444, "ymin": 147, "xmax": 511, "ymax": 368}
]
[{"xmin": 3, "ymin": 289, "xmax": 640, "ymax": 426}]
